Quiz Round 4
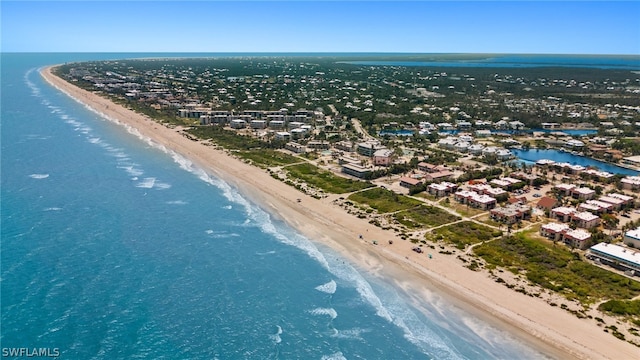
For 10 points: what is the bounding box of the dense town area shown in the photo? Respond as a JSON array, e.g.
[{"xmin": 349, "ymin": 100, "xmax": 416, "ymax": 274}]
[{"xmin": 56, "ymin": 56, "xmax": 640, "ymax": 344}]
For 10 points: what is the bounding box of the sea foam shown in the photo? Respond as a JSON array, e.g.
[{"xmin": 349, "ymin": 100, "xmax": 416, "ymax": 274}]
[{"xmin": 315, "ymin": 280, "xmax": 337, "ymax": 294}]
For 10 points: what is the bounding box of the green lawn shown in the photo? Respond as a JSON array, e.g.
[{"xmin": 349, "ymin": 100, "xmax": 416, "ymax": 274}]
[
  {"xmin": 347, "ymin": 187, "xmax": 422, "ymax": 213},
  {"xmin": 474, "ymin": 234, "xmax": 640, "ymax": 304},
  {"xmin": 427, "ymin": 221, "xmax": 502, "ymax": 249},
  {"xmin": 393, "ymin": 205, "xmax": 461, "ymax": 228},
  {"xmin": 285, "ymin": 163, "xmax": 374, "ymax": 194}
]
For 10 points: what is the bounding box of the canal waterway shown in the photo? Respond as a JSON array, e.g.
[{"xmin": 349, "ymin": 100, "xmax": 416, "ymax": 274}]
[{"xmin": 512, "ymin": 149, "xmax": 639, "ymax": 176}]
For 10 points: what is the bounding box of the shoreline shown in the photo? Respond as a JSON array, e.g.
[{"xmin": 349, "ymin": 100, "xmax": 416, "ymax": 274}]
[{"xmin": 41, "ymin": 66, "xmax": 637, "ymax": 359}]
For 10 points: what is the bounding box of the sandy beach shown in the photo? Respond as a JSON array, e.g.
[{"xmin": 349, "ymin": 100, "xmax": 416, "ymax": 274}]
[{"xmin": 41, "ymin": 66, "xmax": 639, "ymax": 359}]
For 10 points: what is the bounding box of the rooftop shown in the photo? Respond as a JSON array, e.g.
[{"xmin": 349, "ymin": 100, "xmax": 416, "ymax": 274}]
[{"xmin": 590, "ymin": 243, "xmax": 640, "ymax": 267}]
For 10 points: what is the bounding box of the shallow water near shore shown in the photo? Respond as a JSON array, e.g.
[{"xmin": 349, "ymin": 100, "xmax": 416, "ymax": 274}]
[{"xmin": 2, "ymin": 53, "xmax": 554, "ymax": 359}]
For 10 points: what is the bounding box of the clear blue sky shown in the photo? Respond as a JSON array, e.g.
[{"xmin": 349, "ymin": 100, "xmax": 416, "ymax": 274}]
[{"xmin": 2, "ymin": 1, "xmax": 639, "ymax": 54}]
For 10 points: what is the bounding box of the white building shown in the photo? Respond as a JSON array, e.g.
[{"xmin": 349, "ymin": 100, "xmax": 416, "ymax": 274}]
[{"xmin": 624, "ymin": 227, "xmax": 640, "ymax": 248}]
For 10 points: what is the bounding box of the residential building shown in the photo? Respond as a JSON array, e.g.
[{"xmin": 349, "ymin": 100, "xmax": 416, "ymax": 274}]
[
  {"xmin": 373, "ymin": 149, "xmax": 394, "ymax": 166},
  {"xmin": 536, "ymin": 196, "xmax": 558, "ymax": 211},
  {"xmin": 424, "ymin": 170, "xmax": 454, "ymax": 182},
  {"xmin": 540, "ymin": 223, "xmax": 592, "ymax": 249},
  {"xmin": 621, "ymin": 176, "xmax": 640, "ymax": 191},
  {"xmin": 285, "ymin": 142, "xmax": 306, "ymax": 154},
  {"xmin": 572, "ymin": 211, "xmax": 600, "ymax": 229},
  {"xmin": 598, "ymin": 196, "xmax": 624, "ymax": 210},
  {"xmin": 571, "ymin": 187, "xmax": 596, "ymax": 200},
  {"xmin": 427, "ymin": 182, "xmax": 458, "ymax": 197},
  {"xmin": 341, "ymin": 163, "xmax": 372, "ymax": 179},
  {"xmin": 357, "ymin": 141, "xmax": 385, "ymax": 157},
  {"xmin": 490, "ymin": 203, "xmax": 531, "ymax": 224},
  {"xmin": 551, "ymin": 206, "xmax": 576, "ymax": 222},
  {"xmin": 399, "ymin": 177, "xmax": 422, "ymax": 189},
  {"xmin": 563, "ymin": 229, "xmax": 592, "ymax": 250},
  {"xmin": 623, "ymin": 227, "xmax": 640, "ymax": 248},
  {"xmin": 555, "ymin": 183, "xmax": 576, "ymax": 196},
  {"xmin": 540, "ymin": 222, "xmax": 571, "ymax": 242},
  {"xmin": 454, "ymin": 190, "xmax": 497, "ymax": 210},
  {"xmin": 588, "ymin": 243, "xmax": 640, "ymax": 276},
  {"xmin": 230, "ymin": 119, "xmax": 247, "ymax": 129}
]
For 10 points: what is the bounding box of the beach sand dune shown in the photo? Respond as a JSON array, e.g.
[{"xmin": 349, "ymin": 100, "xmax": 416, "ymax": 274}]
[{"xmin": 41, "ymin": 66, "xmax": 638, "ymax": 360}]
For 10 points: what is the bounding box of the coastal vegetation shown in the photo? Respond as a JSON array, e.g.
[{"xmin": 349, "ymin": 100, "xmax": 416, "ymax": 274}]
[
  {"xmin": 474, "ymin": 233, "xmax": 640, "ymax": 304},
  {"xmin": 393, "ymin": 205, "xmax": 461, "ymax": 228},
  {"xmin": 347, "ymin": 188, "xmax": 422, "ymax": 213},
  {"xmin": 285, "ymin": 163, "xmax": 373, "ymax": 194},
  {"xmin": 598, "ymin": 299, "xmax": 640, "ymax": 317},
  {"xmin": 427, "ymin": 221, "xmax": 502, "ymax": 249}
]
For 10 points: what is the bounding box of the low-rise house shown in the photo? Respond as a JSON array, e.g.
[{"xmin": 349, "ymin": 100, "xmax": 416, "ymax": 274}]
[
  {"xmin": 490, "ymin": 177, "xmax": 522, "ymax": 190},
  {"xmin": 341, "ymin": 163, "xmax": 371, "ymax": 179},
  {"xmin": 536, "ymin": 196, "xmax": 558, "ymax": 211},
  {"xmin": 307, "ymin": 141, "xmax": 330, "ymax": 150},
  {"xmin": 608, "ymin": 193, "xmax": 634, "ymax": 206},
  {"xmin": 437, "ymin": 137, "xmax": 458, "ymax": 150},
  {"xmin": 540, "ymin": 223, "xmax": 592, "ymax": 249},
  {"xmin": 269, "ymin": 120, "xmax": 285, "ymax": 129},
  {"xmin": 469, "ymin": 184, "xmax": 508, "ymax": 200},
  {"xmin": 274, "ymin": 131, "xmax": 291, "ymax": 141},
  {"xmin": 399, "ymin": 176, "xmax": 423, "ymax": 189},
  {"xmin": 250, "ymin": 120, "xmax": 267, "ymax": 129},
  {"xmin": 475, "ymin": 129, "xmax": 492, "ymax": 138},
  {"xmin": 540, "ymin": 222, "xmax": 571, "ymax": 241},
  {"xmin": 621, "ymin": 176, "xmax": 640, "ymax": 191},
  {"xmin": 290, "ymin": 128, "xmax": 307, "ymax": 139},
  {"xmin": 579, "ymin": 200, "xmax": 613, "ymax": 214},
  {"xmin": 454, "ymin": 190, "xmax": 497, "ymax": 210},
  {"xmin": 427, "ymin": 182, "xmax": 458, "ymax": 197},
  {"xmin": 417, "ymin": 162, "xmax": 446, "ymax": 173},
  {"xmin": 285, "ymin": 142, "xmax": 306, "ymax": 154},
  {"xmin": 510, "ymin": 171, "xmax": 539, "ymax": 185},
  {"xmin": 230, "ymin": 119, "xmax": 247, "ymax": 129},
  {"xmin": 551, "ymin": 206, "xmax": 576, "ymax": 222},
  {"xmin": 555, "ymin": 183, "xmax": 575, "ymax": 196},
  {"xmin": 288, "ymin": 121, "xmax": 305, "ymax": 129},
  {"xmin": 598, "ymin": 196, "xmax": 624, "ymax": 210},
  {"xmin": 572, "ymin": 211, "xmax": 600, "ymax": 229},
  {"xmin": 571, "ymin": 187, "xmax": 596, "ymax": 200},
  {"xmin": 357, "ymin": 141, "xmax": 385, "ymax": 157},
  {"xmin": 373, "ymin": 149, "xmax": 394, "ymax": 166},
  {"xmin": 424, "ymin": 170, "xmax": 454, "ymax": 182},
  {"xmin": 490, "ymin": 203, "xmax": 531, "ymax": 224},
  {"xmin": 334, "ymin": 141, "xmax": 354, "ymax": 152},
  {"xmin": 563, "ymin": 229, "xmax": 592, "ymax": 249},
  {"xmin": 468, "ymin": 144, "xmax": 485, "ymax": 155}
]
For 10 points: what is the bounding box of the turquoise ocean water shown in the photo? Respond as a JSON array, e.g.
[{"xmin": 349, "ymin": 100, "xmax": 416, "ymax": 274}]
[{"xmin": 0, "ymin": 53, "xmax": 572, "ymax": 359}]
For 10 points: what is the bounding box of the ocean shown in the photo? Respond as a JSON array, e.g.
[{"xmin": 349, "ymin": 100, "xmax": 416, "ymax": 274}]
[{"xmin": 0, "ymin": 53, "xmax": 556, "ymax": 359}]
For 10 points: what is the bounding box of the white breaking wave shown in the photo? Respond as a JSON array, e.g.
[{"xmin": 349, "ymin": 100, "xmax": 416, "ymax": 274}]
[
  {"xmin": 331, "ymin": 327, "xmax": 369, "ymax": 340},
  {"xmin": 43, "ymin": 207, "xmax": 62, "ymax": 211},
  {"xmin": 167, "ymin": 200, "xmax": 187, "ymax": 205},
  {"xmin": 269, "ymin": 325, "xmax": 283, "ymax": 344},
  {"xmin": 117, "ymin": 165, "xmax": 144, "ymax": 177},
  {"xmin": 320, "ymin": 352, "xmax": 347, "ymax": 360},
  {"xmin": 154, "ymin": 181, "xmax": 171, "ymax": 190},
  {"xmin": 29, "ymin": 173, "xmax": 49, "ymax": 179},
  {"xmin": 315, "ymin": 280, "xmax": 337, "ymax": 294},
  {"xmin": 309, "ymin": 307, "xmax": 338, "ymax": 320},
  {"xmin": 136, "ymin": 177, "xmax": 156, "ymax": 189}
]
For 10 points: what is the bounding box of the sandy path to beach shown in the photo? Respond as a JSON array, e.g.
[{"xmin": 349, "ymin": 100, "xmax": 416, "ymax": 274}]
[{"xmin": 41, "ymin": 66, "xmax": 638, "ymax": 360}]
